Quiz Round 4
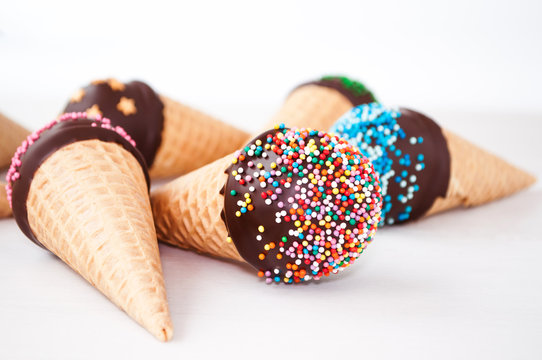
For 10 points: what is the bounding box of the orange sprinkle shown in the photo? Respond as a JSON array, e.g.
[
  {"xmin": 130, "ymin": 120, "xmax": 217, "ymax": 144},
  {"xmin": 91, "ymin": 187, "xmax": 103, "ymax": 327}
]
[
  {"xmin": 269, "ymin": 242, "xmax": 276, "ymax": 249},
  {"xmin": 276, "ymin": 253, "xmax": 282, "ymax": 260},
  {"xmin": 247, "ymin": 204, "xmax": 254, "ymax": 211},
  {"xmin": 258, "ymin": 253, "xmax": 265, "ymax": 260},
  {"xmin": 257, "ymin": 271, "xmax": 264, "ymax": 277}
]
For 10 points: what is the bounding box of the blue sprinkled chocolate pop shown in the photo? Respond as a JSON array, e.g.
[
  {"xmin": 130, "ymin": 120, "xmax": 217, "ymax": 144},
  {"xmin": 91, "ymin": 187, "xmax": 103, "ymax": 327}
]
[{"xmin": 331, "ymin": 103, "xmax": 451, "ymax": 225}]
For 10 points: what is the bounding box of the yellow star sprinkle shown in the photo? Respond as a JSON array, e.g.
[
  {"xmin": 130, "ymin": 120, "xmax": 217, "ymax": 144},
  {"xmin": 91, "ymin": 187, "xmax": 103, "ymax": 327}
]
[
  {"xmin": 117, "ymin": 96, "xmax": 137, "ymax": 116},
  {"xmin": 85, "ymin": 104, "xmax": 102, "ymax": 117},
  {"xmin": 70, "ymin": 88, "xmax": 85, "ymax": 103},
  {"xmin": 107, "ymin": 78, "xmax": 126, "ymax": 91}
]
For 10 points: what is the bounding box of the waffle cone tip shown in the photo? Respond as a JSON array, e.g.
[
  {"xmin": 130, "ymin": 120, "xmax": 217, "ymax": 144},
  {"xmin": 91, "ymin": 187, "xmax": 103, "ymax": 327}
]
[{"xmin": 150, "ymin": 318, "xmax": 174, "ymax": 342}]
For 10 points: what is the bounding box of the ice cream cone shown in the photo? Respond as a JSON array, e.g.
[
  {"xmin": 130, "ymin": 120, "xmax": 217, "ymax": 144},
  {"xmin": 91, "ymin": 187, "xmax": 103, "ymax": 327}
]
[
  {"xmin": 149, "ymin": 95, "xmax": 249, "ymax": 178},
  {"xmin": 7, "ymin": 114, "xmax": 173, "ymax": 341},
  {"xmin": 63, "ymin": 79, "xmax": 249, "ymax": 178},
  {"xmin": 0, "ymin": 112, "xmax": 30, "ymax": 168},
  {"xmin": 260, "ymin": 76, "xmax": 376, "ymax": 134},
  {"xmin": 331, "ymin": 104, "xmax": 536, "ymax": 225},
  {"xmin": 152, "ymin": 127, "xmax": 382, "ymax": 284},
  {"xmin": 152, "ymin": 155, "xmax": 243, "ymax": 261},
  {"xmin": 0, "ymin": 182, "xmax": 11, "ymax": 218},
  {"xmin": 264, "ymin": 85, "xmax": 353, "ymax": 133},
  {"xmin": 425, "ymin": 129, "xmax": 537, "ymax": 216}
]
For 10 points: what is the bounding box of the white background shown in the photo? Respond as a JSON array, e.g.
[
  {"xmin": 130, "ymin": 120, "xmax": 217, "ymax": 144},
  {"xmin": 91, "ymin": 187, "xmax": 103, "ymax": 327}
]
[{"xmin": 1, "ymin": 1, "xmax": 541, "ymax": 359}]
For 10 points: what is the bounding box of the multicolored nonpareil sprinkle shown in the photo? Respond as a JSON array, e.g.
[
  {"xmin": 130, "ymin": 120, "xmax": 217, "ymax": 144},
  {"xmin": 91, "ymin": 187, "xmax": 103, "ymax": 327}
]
[
  {"xmin": 331, "ymin": 103, "xmax": 449, "ymax": 225},
  {"xmin": 223, "ymin": 125, "xmax": 383, "ymax": 284}
]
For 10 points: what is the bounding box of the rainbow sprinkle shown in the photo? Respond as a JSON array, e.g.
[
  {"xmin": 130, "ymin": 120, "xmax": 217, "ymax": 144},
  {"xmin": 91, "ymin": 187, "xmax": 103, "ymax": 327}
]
[{"xmin": 226, "ymin": 125, "xmax": 383, "ymax": 284}]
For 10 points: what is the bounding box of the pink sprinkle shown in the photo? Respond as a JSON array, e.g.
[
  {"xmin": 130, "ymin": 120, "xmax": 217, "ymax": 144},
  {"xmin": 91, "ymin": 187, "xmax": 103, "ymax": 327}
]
[{"xmin": 5, "ymin": 112, "xmax": 138, "ymax": 208}]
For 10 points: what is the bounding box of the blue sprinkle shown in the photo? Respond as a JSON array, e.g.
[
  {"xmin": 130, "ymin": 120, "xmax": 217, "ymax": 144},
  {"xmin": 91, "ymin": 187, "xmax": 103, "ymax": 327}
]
[{"xmin": 329, "ymin": 103, "xmax": 429, "ymax": 225}]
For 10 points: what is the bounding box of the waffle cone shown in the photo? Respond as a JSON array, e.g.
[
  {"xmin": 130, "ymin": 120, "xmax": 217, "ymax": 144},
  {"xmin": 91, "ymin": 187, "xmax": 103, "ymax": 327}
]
[
  {"xmin": 149, "ymin": 95, "xmax": 250, "ymax": 178},
  {"xmin": 0, "ymin": 182, "xmax": 11, "ymax": 218},
  {"xmin": 26, "ymin": 140, "xmax": 173, "ymax": 341},
  {"xmin": 151, "ymin": 154, "xmax": 243, "ymax": 262},
  {"xmin": 260, "ymin": 85, "xmax": 353, "ymax": 134},
  {"xmin": 426, "ymin": 129, "xmax": 536, "ymax": 216},
  {"xmin": 0, "ymin": 112, "xmax": 30, "ymax": 168}
]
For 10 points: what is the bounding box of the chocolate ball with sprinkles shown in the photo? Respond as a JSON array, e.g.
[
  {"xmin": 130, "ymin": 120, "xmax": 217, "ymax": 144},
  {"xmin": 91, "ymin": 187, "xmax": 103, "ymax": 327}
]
[
  {"xmin": 152, "ymin": 126, "xmax": 383, "ymax": 284},
  {"xmin": 331, "ymin": 103, "xmax": 536, "ymax": 224},
  {"xmin": 64, "ymin": 78, "xmax": 250, "ymax": 178},
  {"xmin": 260, "ymin": 75, "xmax": 376, "ymax": 134}
]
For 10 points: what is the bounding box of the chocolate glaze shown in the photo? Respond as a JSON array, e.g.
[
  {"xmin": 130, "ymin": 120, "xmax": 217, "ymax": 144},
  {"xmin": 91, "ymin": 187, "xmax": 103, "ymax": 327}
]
[
  {"xmin": 389, "ymin": 108, "xmax": 450, "ymax": 221},
  {"xmin": 222, "ymin": 130, "xmax": 284, "ymax": 271},
  {"xmin": 297, "ymin": 76, "xmax": 376, "ymax": 106},
  {"xmin": 221, "ymin": 129, "xmax": 381, "ymax": 282},
  {"xmin": 11, "ymin": 119, "xmax": 149, "ymax": 248},
  {"xmin": 64, "ymin": 80, "xmax": 164, "ymax": 167}
]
